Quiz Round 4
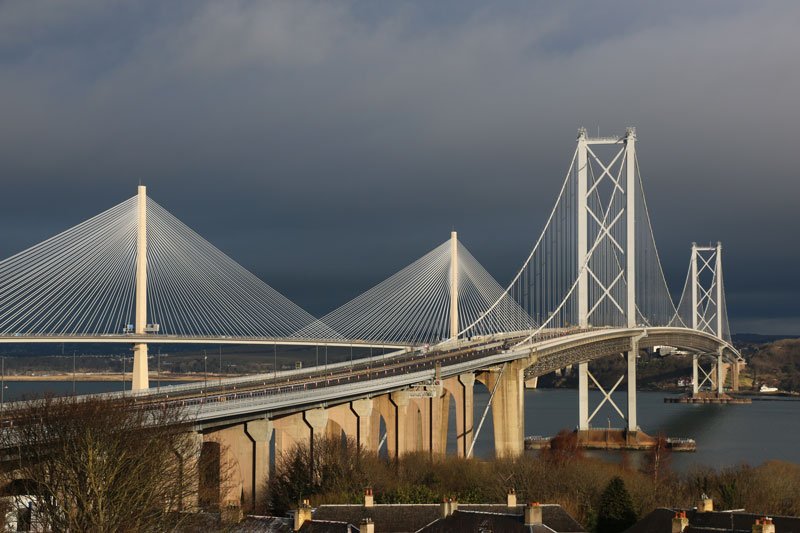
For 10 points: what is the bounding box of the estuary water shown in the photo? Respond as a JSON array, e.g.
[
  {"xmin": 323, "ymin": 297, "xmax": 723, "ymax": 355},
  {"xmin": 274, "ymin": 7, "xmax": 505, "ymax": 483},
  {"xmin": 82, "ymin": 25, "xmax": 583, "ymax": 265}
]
[
  {"xmin": 469, "ymin": 386, "xmax": 800, "ymax": 470},
  {"xmin": 4, "ymin": 381, "xmax": 797, "ymax": 470}
]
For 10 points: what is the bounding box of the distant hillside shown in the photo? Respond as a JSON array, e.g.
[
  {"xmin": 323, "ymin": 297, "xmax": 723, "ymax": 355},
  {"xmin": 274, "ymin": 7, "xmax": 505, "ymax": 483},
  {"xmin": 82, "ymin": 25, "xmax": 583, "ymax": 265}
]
[
  {"xmin": 733, "ymin": 333, "xmax": 800, "ymax": 344},
  {"xmin": 748, "ymin": 338, "xmax": 800, "ymax": 392}
]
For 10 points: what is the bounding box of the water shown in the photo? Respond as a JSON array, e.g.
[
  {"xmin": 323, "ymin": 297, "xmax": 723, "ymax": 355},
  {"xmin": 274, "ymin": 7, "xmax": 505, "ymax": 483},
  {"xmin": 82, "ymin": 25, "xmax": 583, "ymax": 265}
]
[{"xmin": 467, "ymin": 386, "xmax": 800, "ymax": 469}]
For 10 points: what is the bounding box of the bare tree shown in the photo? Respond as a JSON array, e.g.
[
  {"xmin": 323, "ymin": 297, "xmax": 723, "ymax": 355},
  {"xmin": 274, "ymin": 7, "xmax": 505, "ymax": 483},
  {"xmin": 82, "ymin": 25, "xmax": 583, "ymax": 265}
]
[{"xmin": 0, "ymin": 395, "xmax": 200, "ymax": 532}]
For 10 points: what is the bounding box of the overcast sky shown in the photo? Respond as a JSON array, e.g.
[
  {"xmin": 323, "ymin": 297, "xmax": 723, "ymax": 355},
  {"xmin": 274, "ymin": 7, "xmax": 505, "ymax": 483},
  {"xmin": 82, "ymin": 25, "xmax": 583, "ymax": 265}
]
[{"xmin": 1, "ymin": 1, "xmax": 798, "ymax": 334}]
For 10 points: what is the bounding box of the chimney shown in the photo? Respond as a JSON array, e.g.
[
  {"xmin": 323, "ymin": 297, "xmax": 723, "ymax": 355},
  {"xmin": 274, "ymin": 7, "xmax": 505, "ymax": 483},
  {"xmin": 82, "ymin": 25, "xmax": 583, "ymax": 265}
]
[
  {"xmin": 507, "ymin": 488, "xmax": 517, "ymax": 508},
  {"xmin": 441, "ymin": 498, "xmax": 458, "ymax": 518},
  {"xmin": 672, "ymin": 511, "xmax": 689, "ymax": 533},
  {"xmin": 696, "ymin": 495, "xmax": 713, "ymax": 513},
  {"xmin": 524, "ymin": 502, "xmax": 543, "ymax": 526},
  {"xmin": 753, "ymin": 517, "xmax": 776, "ymax": 533},
  {"xmin": 361, "ymin": 518, "xmax": 375, "ymax": 533},
  {"xmin": 294, "ymin": 499, "xmax": 312, "ymax": 531},
  {"xmin": 364, "ymin": 487, "xmax": 374, "ymax": 508}
]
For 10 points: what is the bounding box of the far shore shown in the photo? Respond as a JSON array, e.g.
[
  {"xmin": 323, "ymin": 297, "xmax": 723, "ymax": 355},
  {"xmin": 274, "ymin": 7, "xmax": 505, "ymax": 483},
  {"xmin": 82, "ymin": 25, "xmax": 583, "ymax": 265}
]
[{"xmin": 1, "ymin": 372, "xmax": 227, "ymax": 382}]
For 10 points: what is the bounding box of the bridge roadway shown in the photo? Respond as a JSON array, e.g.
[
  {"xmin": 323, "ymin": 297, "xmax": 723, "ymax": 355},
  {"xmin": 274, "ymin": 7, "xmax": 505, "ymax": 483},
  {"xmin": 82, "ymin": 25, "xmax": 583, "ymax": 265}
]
[{"xmin": 101, "ymin": 326, "xmax": 738, "ymax": 429}]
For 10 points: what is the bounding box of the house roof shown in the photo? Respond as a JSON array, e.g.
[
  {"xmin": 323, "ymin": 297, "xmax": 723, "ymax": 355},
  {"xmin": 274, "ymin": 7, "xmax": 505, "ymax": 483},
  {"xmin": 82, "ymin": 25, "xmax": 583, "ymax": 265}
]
[
  {"xmin": 312, "ymin": 503, "xmax": 585, "ymax": 533},
  {"xmin": 624, "ymin": 508, "xmax": 800, "ymax": 533}
]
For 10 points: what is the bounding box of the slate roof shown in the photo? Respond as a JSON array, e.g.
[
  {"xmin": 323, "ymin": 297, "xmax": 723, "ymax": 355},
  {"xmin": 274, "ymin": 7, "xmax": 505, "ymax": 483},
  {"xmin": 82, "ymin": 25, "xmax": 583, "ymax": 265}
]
[
  {"xmin": 229, "ymin": 515, "xmax": 294, "ymax": 532},
  {"xmin": 298, "ymin": 520, "xmax": 360, "ymax": 533},
  {"xmin": 229, "ymin": 515, "xmax": 359, "ymax": 533},
  {"xmin": 312, "ymin": 503, "xmax": 585, "ymax": 533},
  {"xmin": 313, "ymin": 504, "xmax": 440, "ymax": 533},
  {"xmin": 624, "ymin": 508, "xmax": 800, "ymax": 533}
]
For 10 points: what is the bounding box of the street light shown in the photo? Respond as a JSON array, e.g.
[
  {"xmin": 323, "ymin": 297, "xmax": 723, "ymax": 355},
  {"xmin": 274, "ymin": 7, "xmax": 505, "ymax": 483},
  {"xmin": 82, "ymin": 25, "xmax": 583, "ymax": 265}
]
[
  {"xmin": 203, "ymin": 351, "xmax": 208, "ymax": 394},
  {"xmin": 157, "ymin": 347, "xmax": 162, "ymax": 393}
]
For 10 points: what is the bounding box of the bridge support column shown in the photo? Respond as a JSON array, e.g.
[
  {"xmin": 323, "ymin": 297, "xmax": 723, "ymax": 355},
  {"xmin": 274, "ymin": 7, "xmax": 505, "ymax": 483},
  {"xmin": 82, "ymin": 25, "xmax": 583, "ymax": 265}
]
[
  {"xmin": 477, "ymin": 361, "xmax": 525, "ymax": 458},
  {"xmin": 716, "ymin": 350, "xmax": 724, "ymax": 395},
  {"xmin": 350, "ymin": 399, "xmax": 375, "ymax": 451},
  {"xmin": 384, "ymin": 391, "xmax": 410, "ymax": 459},
  {"xmin": 456, "ymin": 373, "xmax": 475, "ymax": 457},
  {"xmin": 246, "ymin": 419, "xmax": 271, "ymax": 510},
  {"xmin": 578, "ymin": 362, "xmax": 589, "ymax": 433},
  {"xmin": 430, "ymin": 392, "xmax": 450, "ymax": 457},
  {"xmin": 200, "ymin": 419, "xmax": 272, "ymax": 512},
  {"xmin": 132, "ymin": 343, "xmax": 149, "ymax": 391},
  {"xmin": 692, "ymin": 354, "xmax": 700, "ymax": 396},
  {"xmin": 731, "ymin": 361, "xmax": 741, "ymax": 392},
  {"xmin": 626, "ymin": 350, "xmax": 637, "ymax": 434}
]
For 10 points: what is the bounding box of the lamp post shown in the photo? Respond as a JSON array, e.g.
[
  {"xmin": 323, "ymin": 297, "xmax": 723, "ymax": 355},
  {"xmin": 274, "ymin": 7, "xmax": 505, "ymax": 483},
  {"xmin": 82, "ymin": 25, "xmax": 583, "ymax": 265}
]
[
  {"xmin": 203, "ymin": 351, "xmax": 208, "ymax": 394},
  {"xmin": 218, "ymin": 345, "xmax": 222, "ymax": 387},
  {"xmin": 72, "ymin": 350, "xmax": 76, "ymax": 396},
  {"xmin": 157, "ymin": 347, "xmax": 162, "ymax": 393}
]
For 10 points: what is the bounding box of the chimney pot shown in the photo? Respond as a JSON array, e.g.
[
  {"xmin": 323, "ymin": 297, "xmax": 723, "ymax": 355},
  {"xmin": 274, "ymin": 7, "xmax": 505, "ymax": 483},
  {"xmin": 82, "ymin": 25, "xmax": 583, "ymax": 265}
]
[
  {"xmin": 293, "ymin": 501, "xmax": 312, "ymax": 532},
  {"xmin": 440, "ymin": 498, "xmax": 458, "ymax": 518},
  {"xmin": 361, "ymin": 518, "xmax": 375, "ymax": 533},
  {"xmin": 524, "ymin": 502, "xmax": 543, "ymax": 526},
  {"xmin": 672, "ymin": 510, "xmax": 690, "ymax": 533},
  {"xmin": 696, "ymin": 496, "xmax": 713, "ymax": 513},
  {"xmin": 753, "ymin": 516, "xmax": 776, "ymax": 533},
  {"xmin": 364, "ymin": 487, "xmax": 374, "ymax": 508},
  {"xmin": 507, "ymin": 488, "xmax": 517, "ymax": 508}
]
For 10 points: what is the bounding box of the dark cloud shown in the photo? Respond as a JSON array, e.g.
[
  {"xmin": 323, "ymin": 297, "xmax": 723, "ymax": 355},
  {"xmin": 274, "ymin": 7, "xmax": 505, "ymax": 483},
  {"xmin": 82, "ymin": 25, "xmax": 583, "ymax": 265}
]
[{"xmin": 0, "ymin": 1, "xmax": 797, "ymax": 332}]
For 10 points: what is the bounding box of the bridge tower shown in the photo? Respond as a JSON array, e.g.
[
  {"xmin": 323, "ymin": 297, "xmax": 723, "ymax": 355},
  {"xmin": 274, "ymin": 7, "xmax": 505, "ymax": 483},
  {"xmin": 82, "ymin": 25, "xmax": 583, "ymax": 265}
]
[
  {"xmin": 576, "ymin": 127, "xmax": 639, "ymax": 434},
  {"xmin": 132, "ymin": 185, "xmax": 149, "ymax": 391},
  {"xmin": 690, "ymin": 242, "xmax": 726, "ymax": 395},
  {"xmin": 449, "ymin": 231, "xmax": 459, "ymax": 341}
]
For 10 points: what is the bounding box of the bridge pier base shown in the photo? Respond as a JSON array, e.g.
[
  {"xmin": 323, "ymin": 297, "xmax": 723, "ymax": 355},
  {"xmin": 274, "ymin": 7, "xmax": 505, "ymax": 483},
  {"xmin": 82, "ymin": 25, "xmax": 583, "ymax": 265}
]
[
  {"xmin": 477, "ymin": 362, "xmax": 525, "ymax": 458},
  {"xmin": 455, "ymin": 373, "xmax": 475, "ymax": 457}
]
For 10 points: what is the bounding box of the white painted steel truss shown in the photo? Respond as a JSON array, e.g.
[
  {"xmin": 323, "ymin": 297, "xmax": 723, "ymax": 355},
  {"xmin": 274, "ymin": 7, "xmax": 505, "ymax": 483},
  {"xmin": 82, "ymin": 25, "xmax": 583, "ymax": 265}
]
[
  {"xmin": 691, "ymin": 244, "xmax": 723, "ymax": 337},
  {"xmin": 577, "ymin": 127, "xmax": 637, "ymax": 329}
]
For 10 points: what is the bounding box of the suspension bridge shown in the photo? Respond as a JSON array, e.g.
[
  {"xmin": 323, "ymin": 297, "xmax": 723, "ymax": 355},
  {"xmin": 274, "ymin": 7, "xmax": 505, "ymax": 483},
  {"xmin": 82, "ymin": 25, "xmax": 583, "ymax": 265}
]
[{"xmin": 0, "ymin": 128, "xmax": 741, "ymax": 509}]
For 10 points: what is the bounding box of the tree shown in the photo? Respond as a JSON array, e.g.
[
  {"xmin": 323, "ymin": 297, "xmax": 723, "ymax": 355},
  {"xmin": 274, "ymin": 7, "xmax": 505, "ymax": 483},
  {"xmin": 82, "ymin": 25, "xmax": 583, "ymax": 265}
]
[
  {"xmin": 267, "ymin": 435, "xmax": 368, "ymax": 514},
  {"xmin": 595, "ymin": 476, "xmax": 637, "ymax": 533},
  {"xmin": 0, "ymin": 395, "xmax": 200, "ymax": 532},
  {"xmin": 641, "ymin": 434, "xmax": 672, "ymax": 485},
  {"xmin": 541, "ymin": 429, "xmax": 583, "ymax": 464}
]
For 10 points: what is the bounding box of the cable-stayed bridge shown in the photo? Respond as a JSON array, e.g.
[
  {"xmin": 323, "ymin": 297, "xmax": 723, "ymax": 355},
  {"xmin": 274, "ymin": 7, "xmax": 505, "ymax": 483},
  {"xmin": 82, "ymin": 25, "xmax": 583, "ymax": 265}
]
[{"xmin": 0, "ymin": 128, "xmax": 742, "ymax": 508}]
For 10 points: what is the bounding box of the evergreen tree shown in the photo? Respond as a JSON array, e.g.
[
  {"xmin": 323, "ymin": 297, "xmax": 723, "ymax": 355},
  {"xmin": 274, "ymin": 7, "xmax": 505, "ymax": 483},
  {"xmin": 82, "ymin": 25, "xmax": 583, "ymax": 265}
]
[{"xmin": 595, "ymin": 476, "xmax": 637, "ymax": 533}]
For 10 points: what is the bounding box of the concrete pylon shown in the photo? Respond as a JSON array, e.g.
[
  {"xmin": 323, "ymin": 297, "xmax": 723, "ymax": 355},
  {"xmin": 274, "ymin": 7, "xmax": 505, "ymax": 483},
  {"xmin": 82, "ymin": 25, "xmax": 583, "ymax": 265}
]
[
  {"xmin": 449, "ymin": 231, "xmax": 459, "ymax": 341},
  {"xmin": 132, "ymin": 185, "xmax": 149, "ymax": 391}
]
